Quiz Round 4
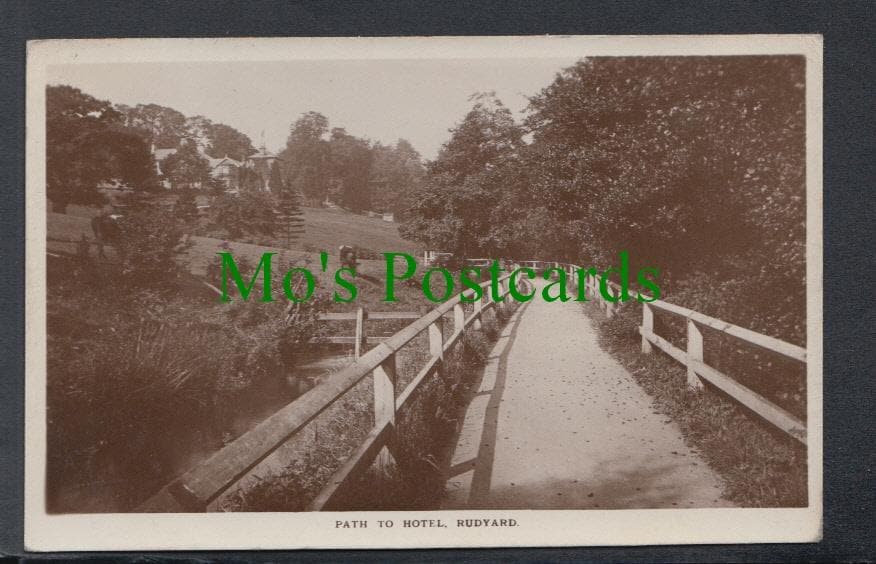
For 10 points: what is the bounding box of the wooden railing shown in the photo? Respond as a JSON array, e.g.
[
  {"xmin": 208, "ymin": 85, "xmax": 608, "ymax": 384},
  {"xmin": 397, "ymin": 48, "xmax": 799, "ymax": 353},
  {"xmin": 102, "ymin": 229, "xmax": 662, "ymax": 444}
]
[
  {"xmin": 140, "ymin": 258, "xmax": 806, "ymax": 512},
  {"xmin": 139, "ymin": 270, "xmax": 528, "ymax": 512},
  {"xmin": 528, "ymin": 260, "xmax": 807, "ymax": 446},
  {"xmin": 313, "ymin": 309, "xmax": 421, "ymax": 359}
]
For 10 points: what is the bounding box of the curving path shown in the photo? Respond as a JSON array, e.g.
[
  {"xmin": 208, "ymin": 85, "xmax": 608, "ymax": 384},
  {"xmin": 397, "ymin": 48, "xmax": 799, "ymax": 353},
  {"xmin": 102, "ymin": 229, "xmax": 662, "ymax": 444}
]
[{"xmin": 442, "ymin": 280, "xmax": 734, "ymax": 509}]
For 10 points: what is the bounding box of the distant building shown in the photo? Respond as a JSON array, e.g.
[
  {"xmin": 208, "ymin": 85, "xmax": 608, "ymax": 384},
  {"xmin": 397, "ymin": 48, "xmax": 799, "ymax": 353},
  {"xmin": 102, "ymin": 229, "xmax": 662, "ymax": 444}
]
[
  {"xmin": 424, "ymin": 250, "xmax": 452, "ymax": 266},
  {"xmin": 244, "ymin": 146, "xmax": 281, "ymax": 191},
  {"xmin": 207, "ymin": 155, "xmax": 242, "ymax": 189},
  {"xmin": 151, "ymin": 140, "xmax": 279, "ymax": 192}
]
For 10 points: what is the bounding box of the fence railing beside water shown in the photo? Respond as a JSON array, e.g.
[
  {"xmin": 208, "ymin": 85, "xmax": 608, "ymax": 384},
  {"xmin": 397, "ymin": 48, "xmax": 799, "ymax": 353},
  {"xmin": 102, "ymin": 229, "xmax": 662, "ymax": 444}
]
[
  {"xmin": 140, "ymin": 259, "xmax": 807, "ymax": 512},
  {"xmin": 140, "ymin": 271, "xmax": 528, "ymax": 512}
]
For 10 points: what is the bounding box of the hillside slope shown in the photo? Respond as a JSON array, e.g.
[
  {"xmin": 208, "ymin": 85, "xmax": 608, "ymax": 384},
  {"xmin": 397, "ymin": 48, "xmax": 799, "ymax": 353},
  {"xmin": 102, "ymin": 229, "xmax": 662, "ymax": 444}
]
[
  {"xmin": 47, "ymin": 205, "xmax": 429, "ymax": 312},
  {"xmin": 56, "ymin": 203, "xmax": 419, "ymax": 255}
]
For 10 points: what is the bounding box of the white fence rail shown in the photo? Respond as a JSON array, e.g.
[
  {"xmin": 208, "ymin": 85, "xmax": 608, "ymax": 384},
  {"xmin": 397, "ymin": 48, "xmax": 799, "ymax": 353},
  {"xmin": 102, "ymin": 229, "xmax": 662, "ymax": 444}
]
[
  {"xmin": 140, "ymin": 258, "xmax": 806, "ymax": 512},
  {"xmin": 140, "ymin": 270, "xmax": 529, "ymax": 512},
  {"xmin": 528, "ymin": 260, "xmax": 807, "ymax": 446}
]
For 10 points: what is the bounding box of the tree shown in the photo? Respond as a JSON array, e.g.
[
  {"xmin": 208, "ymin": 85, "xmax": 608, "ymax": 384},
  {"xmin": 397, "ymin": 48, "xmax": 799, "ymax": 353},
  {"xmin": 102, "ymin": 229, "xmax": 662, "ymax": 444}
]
[
  {"xmin": 237, "ymin": 164, "xmax": 264, "ymax": 192},
  {"xmin": 429, "ymin": 92, "xmax": 523, "ymax": 183},
  {"xmin": 523, "ymin": 57, "xmax": 805, "ymax": 290},
  {"xmin": 399, "ymin": 93, "xmax": 522, "ymax": 255},
  {"xmin": 206, "ymin": 123, "xmax": 256, "ymax": 162},
  {"xmin": 161, "ymin": 140, "xmax": 211, "ymax": 189},
  {"xmin": 279, "ymin": 112, "xmax": 331, "ymax": 203},
  {"xmin": 47, "ymin": 85, "xmax": 157, "ymax": 212},
  {"xmin": 328, "ymin": 128, "xmax": 374, "ymax": 211},
  {"xmin": 369, "ymin": 139, "xmax": 425, "ymax": 219},
  {"xmin": 271, "ymin": 162, "xmax": 306, "ymax": 247},
  {"xmin": 119, "ymin": 103, "xmax": 188, "ymax": 148},
  {"xmin": 114, "ymin": 204, "xmax": 186, "ymax": 285},
  {"xmin": 173, "ymin": 187, "xmax": 200, "ymax": 226}
]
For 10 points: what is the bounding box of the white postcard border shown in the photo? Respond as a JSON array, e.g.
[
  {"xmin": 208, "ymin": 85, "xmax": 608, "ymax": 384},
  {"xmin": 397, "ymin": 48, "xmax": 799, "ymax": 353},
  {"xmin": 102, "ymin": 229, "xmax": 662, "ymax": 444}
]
[{"xmin": 25, "ymin": 34, "xmax": 823, "ymax": 551}]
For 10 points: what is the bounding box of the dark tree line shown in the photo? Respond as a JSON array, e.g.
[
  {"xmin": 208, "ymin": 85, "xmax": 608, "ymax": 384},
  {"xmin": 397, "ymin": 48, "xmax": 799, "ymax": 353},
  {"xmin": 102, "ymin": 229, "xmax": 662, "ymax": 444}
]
[
  {"xmin": 279, "ymin": 111, "xmax": 425, "ymax": 216},
  {"xmin": 400, "ymin": 58, "xmax": 806, "ymax": 342},
  {"xmin": 118, "ymin": 103, "xmax": 256, "ymax": 161},
  {"xmin": 47, "ymin": 86, "xmax": 159, "ymax": 212}
]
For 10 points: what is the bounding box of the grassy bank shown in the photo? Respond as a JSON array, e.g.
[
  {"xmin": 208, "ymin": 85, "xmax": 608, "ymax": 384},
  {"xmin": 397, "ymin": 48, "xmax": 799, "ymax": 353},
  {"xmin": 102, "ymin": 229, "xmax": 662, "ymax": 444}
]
[{"xmin": 582, "ymin": 300, "xmax": 807, "ymax": 508}]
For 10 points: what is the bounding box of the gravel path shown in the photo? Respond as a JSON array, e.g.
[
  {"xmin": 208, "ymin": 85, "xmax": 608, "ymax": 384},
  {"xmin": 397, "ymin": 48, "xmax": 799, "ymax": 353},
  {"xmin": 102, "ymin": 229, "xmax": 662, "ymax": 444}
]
[{"xmin": 443, "ymin": 280, "xmax": 734, "ymax": 509}]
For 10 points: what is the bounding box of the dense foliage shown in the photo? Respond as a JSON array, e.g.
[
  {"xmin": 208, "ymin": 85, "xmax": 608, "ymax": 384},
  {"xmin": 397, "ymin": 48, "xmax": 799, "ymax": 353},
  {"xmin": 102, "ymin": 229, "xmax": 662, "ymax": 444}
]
[
  {"xmin": 118, "ymin": 103, "xmax": 256, "ymax": 160},
  {"xmin": 280, "ymin": 111, "xmax": 426, "ymax": 213},
  {"xmin": 160, "ymin": 140, "xmax": 211, "ymax": 189},
  {"xmin": 47, "ymin": 85, "xmax": 158, "ymax": 211},
  {"xmin": 401, "ymin": 57, "xmax": 806, "ymax": 343}
]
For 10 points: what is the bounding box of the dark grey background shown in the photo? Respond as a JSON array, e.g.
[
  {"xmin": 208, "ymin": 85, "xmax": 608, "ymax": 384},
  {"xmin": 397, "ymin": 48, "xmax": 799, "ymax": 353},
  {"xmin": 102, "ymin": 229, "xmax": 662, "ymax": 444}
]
[{"xmin": 1, "ymin": 1, "xmax": 874, "ymax": 561}]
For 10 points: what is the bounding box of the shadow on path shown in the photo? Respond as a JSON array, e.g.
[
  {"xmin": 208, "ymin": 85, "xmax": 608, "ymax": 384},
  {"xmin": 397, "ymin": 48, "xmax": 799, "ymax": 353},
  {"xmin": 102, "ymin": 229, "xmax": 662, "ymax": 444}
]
[{"xmin": 444, "ymin": 300, "xmax": 531, "ymax": 506}]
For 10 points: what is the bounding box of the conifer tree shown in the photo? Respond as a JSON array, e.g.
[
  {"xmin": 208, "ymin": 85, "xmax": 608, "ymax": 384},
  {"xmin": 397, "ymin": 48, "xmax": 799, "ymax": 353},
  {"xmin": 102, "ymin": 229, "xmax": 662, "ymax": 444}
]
[
  {"xmin": 174, "ymin": 187, "xmax": 199, "ymax": 225},
  {"xmin": 272, "ymin": 161, "xmax": 305, "ymax": 248}
]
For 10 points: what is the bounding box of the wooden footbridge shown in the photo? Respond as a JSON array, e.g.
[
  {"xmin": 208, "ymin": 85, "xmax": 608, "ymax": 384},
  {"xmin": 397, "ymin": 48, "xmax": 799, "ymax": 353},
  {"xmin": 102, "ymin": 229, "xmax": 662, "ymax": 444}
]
[{"xmin": 140, "ymin": 261, "xmax": 807, "ymax": 512}]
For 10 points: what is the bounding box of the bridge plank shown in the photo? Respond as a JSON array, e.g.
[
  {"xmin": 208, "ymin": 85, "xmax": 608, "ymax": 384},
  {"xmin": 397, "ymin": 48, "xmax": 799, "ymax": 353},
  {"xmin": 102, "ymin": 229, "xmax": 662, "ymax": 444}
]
[
  {"xmin": 319, "ymin": 311, "xmax": 421, "ymax": 321},
  {"xmin": 647, "ymin": 300, "xmax": 805, "ymax": 362},
  {"xmin": 639, "ymin": 328, "xmax": 687, "ymax": 365},
  {"xmin": 308, "ymin": 421, "xmax": 393, "ymax": 511},
  {"xmin": 689, "ymin": 360, "xmax": 807, "ymax": 445},
  {"xmin": 316, "ymin": 336, "xmax": 389, "ymax": 345}
]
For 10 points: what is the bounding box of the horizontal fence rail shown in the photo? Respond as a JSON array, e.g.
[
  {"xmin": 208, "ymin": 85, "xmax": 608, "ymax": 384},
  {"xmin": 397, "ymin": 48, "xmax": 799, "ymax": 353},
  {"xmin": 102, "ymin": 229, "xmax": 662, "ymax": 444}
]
[
  {"xmin": 527, "ymin": 260, "xmax": 807, "ymax": 446},
  {"xmin": 140, "ymin": 270, "xmax": 527, "ymax": 512},
  {"xmin": 313, "ymin": 310, "xmax": 421, "ymax": 358},
  {"xmin": 140, "ymin": 258, "xmax": 807, "ymax": 512}
]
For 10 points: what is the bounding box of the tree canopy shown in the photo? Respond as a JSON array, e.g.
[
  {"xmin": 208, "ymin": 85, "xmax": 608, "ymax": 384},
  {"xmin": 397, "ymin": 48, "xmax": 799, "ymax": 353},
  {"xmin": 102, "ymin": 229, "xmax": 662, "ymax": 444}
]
[
  {"xmin": 160, "ymin": 140, "xmax": 211, "ymax": 189},
  {"xmin": 47, "ymin": 85, "xmax": 158, "ymax": 211},
  {"xmin": 400, "ymin": 92, "xmax": 523, "ymax": 256},
  {"xmin": 280, "ymin": 112, "xmax": 426, "ymax": 213},
  {"xmin": 399, "ymin": 57, "xmax": 806, "ymax": 341},
  {"xmin": 280, "ymin": 111, "xmax": 332, "ymax": 203},
  {"xmin": 118, "ymin": 104, "xmax": 255, "ymax": 161}
]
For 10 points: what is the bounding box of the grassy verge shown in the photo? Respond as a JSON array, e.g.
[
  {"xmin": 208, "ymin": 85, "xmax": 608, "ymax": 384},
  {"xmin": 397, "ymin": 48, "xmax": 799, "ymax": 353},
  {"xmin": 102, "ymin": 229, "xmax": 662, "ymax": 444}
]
[{"xmin": 582, "ymin": 300, "xmax": 807, "ymax": 507}]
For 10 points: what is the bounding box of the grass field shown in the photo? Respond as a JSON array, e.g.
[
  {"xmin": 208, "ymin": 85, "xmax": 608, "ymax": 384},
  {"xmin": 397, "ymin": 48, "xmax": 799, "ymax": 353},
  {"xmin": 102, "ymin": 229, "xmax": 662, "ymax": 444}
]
[
  {"xmin": 57, "ymin": 203, "xmax": 419, "ymax": 254},
  {"xmin": 47, "ymin": 203, "xmax": 437, "ymax": 324}
]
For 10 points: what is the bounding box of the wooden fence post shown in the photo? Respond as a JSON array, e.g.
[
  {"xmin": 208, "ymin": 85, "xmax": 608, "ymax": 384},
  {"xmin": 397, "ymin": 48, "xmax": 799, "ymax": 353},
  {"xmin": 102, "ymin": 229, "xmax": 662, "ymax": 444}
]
[
  {"xmin": 686, "ymin": 319, "xmax": 704, "ymax": 390},
  {"xmin": 641, "ymin": 303, "xmax": 653, "ymax": 354},
  {"xmin": 604, "ymin": 282, "xmax": 614, "ymax": 318},
  {"xmin": 354, "ymin": 307, "xmax": 367, "ymax": 359},
  {"xmin": 372, "ymin": 353, "xmax": 397, "ymax": 473},
  {"xmin": 429, "ymin": 317, "xmax": 444, "ymax": 361},
  {"xmin": 453, "ymin": 302, "xmax": 465, "ymax": 334},
  {"xmin": 473, "ymin": 292, "xmax": 483, "ymax": 330}
]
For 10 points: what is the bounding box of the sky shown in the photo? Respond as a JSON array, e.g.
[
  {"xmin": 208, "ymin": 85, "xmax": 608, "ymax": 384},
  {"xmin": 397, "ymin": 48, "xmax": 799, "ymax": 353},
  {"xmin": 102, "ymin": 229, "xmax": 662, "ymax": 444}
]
[{"xmin": 48, "ymin": 57, "xmax": 580, "ymax": 160}]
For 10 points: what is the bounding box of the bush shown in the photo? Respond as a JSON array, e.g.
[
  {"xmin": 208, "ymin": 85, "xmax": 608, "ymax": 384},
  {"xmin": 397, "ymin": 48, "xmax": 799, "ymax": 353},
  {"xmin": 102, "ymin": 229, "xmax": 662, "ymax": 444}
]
[
  {"xmin": 208, "ymin": 191, "xmax": 278, "ymax": 241},
  {"xmin": 113, "ymin": 204, "xmax": 187, "ymax": 286},
  {"xmin": 46, "ymin": 269, "xmax": 329, "ymax": 511}
]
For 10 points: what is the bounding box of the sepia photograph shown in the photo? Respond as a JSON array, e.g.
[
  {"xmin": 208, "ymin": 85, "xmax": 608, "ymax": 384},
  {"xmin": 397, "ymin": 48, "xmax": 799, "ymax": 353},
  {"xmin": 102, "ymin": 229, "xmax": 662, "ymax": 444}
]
[{"xmin": 25, "ymin": 35, "xmax": 822, "ymax": 550}]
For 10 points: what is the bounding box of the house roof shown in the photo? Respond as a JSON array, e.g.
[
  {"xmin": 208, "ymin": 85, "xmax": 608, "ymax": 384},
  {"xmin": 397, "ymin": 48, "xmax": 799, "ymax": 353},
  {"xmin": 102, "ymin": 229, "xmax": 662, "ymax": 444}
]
[
  {"xmin": 154, "ymin": 146, "xmax": 242, "ymax": 169},
  {"xmin": 208, "ymin": 156, "xmax": 242, "ymax": 168},
  {"xmin": 247, "ymin": 148, "xmax": 279, "ymax": 160}
]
